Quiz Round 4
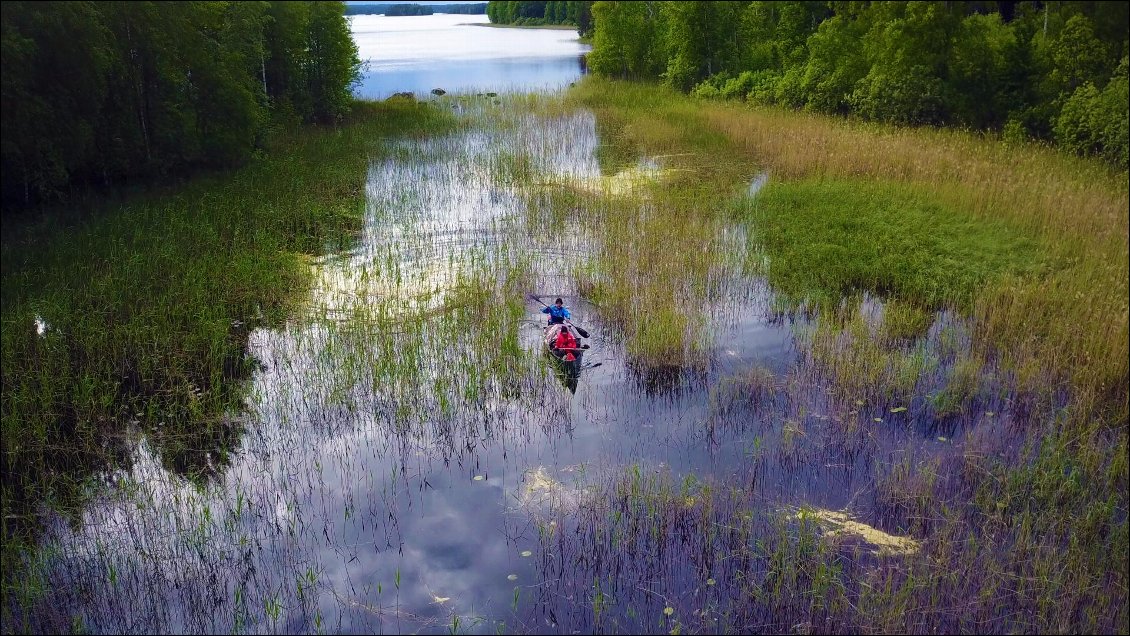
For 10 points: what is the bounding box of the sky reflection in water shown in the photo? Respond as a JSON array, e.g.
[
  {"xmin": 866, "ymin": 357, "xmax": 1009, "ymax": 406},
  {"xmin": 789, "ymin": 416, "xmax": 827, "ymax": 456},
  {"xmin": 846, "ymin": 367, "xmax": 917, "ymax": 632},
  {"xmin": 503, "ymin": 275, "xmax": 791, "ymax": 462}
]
[{"xmin": 351, "ymin": 14, "xmax": 590, "ymax": 98}]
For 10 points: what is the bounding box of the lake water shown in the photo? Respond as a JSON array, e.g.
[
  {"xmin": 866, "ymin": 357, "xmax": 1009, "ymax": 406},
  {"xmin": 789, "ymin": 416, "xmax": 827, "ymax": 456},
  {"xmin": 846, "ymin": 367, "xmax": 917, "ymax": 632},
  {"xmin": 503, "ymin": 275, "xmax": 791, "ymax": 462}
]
[{"xmin": 351, "ymin": 14, "xmax": 591, "ymax": 99}]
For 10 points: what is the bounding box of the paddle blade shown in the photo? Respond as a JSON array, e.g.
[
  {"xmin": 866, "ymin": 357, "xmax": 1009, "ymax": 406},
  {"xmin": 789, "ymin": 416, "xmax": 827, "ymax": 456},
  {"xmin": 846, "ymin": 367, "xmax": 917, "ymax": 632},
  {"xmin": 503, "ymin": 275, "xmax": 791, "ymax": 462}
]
[{"xmin": 572, "ymin": 324, "xmax": 590, "ymax": 338}]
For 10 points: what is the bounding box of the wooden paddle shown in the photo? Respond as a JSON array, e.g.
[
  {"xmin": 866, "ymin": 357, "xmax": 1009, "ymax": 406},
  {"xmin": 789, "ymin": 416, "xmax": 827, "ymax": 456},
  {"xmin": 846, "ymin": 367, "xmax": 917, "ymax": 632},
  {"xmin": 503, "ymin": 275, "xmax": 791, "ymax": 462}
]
[{"xmin": 530, "ymin": 295, "xmax": 591, "ymax": 338}]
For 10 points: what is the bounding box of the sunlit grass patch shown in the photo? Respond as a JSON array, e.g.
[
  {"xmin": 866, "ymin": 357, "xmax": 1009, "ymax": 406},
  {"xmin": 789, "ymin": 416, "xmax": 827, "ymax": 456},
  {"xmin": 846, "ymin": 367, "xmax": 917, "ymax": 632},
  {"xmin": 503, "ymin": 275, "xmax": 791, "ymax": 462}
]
[{"xmin": 741, "ymin": 179, "xmax": 1049, "ymax": 311}]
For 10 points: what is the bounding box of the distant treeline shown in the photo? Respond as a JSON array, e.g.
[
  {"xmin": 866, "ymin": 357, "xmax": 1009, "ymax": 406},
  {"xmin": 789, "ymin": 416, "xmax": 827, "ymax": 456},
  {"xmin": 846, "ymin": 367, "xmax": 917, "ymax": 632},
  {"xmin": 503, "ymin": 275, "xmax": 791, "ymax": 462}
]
[
  {"xmin": 587, "ymin": 1, "xmax": 1129, "ymax": 168},
  {"xmin": 1, "ymin": 1, "xmax": 362, "ymax": 208},
  {"xmin": 385, "ymin": 4, "xmax": 433, "ymax": 16},
  {"xmin": 487, "ymin": 1, "xmax": 594, "ymax": 36},
  {"xmin": 345, "ymin": 4, "xmax": 488, "ymax": 16}
]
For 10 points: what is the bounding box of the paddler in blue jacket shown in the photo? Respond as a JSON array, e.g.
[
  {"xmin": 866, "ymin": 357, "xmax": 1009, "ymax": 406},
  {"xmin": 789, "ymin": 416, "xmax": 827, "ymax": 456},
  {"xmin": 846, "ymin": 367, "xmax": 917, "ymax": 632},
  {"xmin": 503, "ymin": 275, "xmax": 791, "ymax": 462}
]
[{"xmin": 542, "ymin": 297, "xmax": 571, "ymax": 325}]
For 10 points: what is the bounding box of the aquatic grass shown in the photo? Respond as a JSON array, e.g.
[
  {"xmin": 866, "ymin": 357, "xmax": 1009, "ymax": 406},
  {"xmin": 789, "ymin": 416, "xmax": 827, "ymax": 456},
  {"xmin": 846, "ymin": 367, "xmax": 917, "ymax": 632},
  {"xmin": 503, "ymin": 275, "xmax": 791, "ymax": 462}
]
[
  {"xmin": 795, "ymin": 299, "xmax": 939, "ymax": 408},
  {"xmin": 4, "ymin": 75, "xmax": 1126, "ymax": 635},
  {"xmin": 518, "ymin": 78, "xmax": 1128, "ymax": 633},
  {"xmin": 880, "ymin": 298, "xmax": 935, "ymax": 343},
  {"xmin": 527, "ymin": 437, "xmax": 1126, "ymax": 633},
  {"xmin": 568, "ymin": 76, "xmax": 1126, "ymax": 427},
  {"xmin": 741, "ymin": 179, "xmax": 1050, "ymax": 311},
  {"xmin": 1, "ymin": 97, "xmax": 459, "ymax": 592}
]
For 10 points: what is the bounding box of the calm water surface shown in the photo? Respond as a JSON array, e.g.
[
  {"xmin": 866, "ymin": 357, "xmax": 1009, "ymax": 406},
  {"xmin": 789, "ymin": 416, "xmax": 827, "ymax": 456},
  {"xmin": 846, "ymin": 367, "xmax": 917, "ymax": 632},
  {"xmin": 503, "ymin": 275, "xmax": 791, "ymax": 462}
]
[{"xmin": 351, "ymin": 14, "xmax": 590, "ymax": 99}]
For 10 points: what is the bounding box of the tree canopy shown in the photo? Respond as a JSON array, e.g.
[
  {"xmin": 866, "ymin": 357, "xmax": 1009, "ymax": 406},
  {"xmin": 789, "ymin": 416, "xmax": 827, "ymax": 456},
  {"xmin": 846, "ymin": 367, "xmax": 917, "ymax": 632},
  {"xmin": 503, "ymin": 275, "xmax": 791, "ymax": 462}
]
[
  {"xmin": 586, "ymin": 1, "xmax": 1129, "ymax": 167},
  {"xmin": 1, "ymin": 1, "xmax": 363, "ymax": 208},
  {"xmin": 487, "ymin": 1, "xmax": 594, "ymax": 36}
]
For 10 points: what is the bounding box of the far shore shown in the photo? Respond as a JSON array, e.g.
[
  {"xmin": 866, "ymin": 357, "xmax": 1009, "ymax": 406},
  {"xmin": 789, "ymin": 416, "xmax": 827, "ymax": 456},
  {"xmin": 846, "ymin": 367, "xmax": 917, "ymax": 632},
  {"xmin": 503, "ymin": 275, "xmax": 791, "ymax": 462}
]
[{"xmin": 463, "ymin": 22, "xmax": 578, "ymax": 31}]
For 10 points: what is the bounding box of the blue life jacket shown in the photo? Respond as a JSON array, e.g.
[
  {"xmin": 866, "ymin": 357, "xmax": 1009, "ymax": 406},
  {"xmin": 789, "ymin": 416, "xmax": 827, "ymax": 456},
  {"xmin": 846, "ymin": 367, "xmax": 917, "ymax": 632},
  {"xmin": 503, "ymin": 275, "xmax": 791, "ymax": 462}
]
[{"xmin": 542, "ymin": 305, "xmax": 571, "ymax": 323}]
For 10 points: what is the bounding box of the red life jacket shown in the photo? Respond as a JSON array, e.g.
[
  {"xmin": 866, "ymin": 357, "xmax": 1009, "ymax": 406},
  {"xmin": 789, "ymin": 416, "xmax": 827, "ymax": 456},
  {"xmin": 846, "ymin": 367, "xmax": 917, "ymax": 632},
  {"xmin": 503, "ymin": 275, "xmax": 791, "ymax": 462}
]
[{"xmin": 554, "ymin": 331, "xmax": 577, "ymax": 351}]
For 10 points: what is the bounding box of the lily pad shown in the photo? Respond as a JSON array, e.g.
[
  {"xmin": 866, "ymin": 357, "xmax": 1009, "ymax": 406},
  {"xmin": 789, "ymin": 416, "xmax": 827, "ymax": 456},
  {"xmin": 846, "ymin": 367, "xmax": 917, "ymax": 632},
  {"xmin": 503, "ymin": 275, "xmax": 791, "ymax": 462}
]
[{"xmin": 890, "ymin": 406, "xmax": 907, "ymax": 413}]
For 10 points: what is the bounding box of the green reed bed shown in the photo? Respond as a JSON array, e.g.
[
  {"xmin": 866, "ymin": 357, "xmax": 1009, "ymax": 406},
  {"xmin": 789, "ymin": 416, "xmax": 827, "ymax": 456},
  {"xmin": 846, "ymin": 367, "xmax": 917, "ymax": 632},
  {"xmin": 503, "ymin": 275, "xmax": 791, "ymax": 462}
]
[
  {"xmin": 0, "ymin": 99, "xmax": 458, "ymax": 570},
  {"xmin": 493, "ymin": 88, "xmax": 759, "ymax": 371},
  {"xmin": 741, "ymin": 180, "xmax": 1050, "ymax": 310},
  {"xmin": 532, "ymin": 455, "xmax": 1126, "ymax": 634},
  {"xmin": 3, "ymin": 97, "xmax": 576, "ymax": 633},
  {"xmin": 509, "ymin": 77, "xmax": 1129, "ymax": 633}
]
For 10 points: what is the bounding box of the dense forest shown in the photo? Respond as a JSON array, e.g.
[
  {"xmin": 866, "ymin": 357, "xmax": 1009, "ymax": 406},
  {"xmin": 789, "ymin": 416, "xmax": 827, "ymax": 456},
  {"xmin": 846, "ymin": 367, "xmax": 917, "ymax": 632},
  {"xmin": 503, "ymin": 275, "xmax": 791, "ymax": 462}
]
[
  {"xmin": 585, "ymin": 1, "xmax": 1128, "ymax": 168},
  {"xmin": 487, "ymin": 1, "xmax": 594, "ymax": 35},
  {"xmin": 384, "ymin": 4, "xmax": 435, "ymax": 16},
  {"xmin": 0, "ymin": 1, "xmax": 362, "ymax": 208},
  {"xmin": 344, "ymin": 3, "xmax": 488, "ymax": 15}
]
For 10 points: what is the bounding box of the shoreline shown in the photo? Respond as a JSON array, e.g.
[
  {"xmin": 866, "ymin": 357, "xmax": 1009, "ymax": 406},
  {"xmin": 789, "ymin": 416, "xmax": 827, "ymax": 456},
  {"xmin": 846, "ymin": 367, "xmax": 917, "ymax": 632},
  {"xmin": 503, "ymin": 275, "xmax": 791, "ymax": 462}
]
[{"xmin": 464, "ymin": 22, "xmax": 578, "ymax": 31}]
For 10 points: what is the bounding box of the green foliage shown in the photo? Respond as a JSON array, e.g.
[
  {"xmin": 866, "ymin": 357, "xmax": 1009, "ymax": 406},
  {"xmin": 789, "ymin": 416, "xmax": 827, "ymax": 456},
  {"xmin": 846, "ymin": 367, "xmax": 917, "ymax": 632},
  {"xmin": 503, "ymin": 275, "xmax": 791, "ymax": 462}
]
[
  {"xmin": 660, "ymin": 2, "xmax": 746, "ymax": 91},
  {"xmin": 304, "ymin": 2, "xmax": 362, "ymax": 123},
  {"xmin": 948, "ymin": 13, "xmax": 1015, "ymax": 128},
  {"xmin": 0, "ymin": 1, "xmax": 362, "ymax": 208},
  {"xmin": 849, "ymin": 64, "xmax": 949, "ymax": 126},
  {"xmin": 587, "ymin": 0, "xmax": 1129, "ymax": 167},
  {"xmin": 587, "ymin": 1, "xmax": 663, "ymax": 79},
  {"xmin": 848, "ymin": 2, "xmax": 959, "ymax": 125},
  {"xmin": 486, "ymin": 1, "xmax": 591, "ymax": 33},
  {"xmin": 1048, "ymin": 14, "xmax": 1111, "ymax": 94},
  {"xmin": 797, "ymin": 15, "xmax": 867, "ymax": 114},
  {"xmin": 384, "ymin": 5, "xmax": 434, "ymax": 17},
  {"xmin": 1055, "ymin": 57, "xmax": 1130, "ymax": 168}
]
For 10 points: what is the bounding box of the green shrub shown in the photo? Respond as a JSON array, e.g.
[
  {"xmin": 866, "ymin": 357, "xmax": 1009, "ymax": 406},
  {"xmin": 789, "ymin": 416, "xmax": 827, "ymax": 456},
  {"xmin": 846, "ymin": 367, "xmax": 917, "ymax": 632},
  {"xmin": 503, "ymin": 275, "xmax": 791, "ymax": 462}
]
[{"xmin": 1054, "ymin": 57, "xmax": 1129, "ymax": 168}]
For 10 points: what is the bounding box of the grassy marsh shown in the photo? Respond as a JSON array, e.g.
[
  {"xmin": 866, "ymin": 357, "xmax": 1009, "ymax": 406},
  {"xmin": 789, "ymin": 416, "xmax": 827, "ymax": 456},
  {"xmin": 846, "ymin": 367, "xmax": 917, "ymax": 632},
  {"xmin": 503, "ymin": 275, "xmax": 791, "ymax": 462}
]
[
  {"xmin": 1, "ymin": 98, "xmax": 459, "ymax": 600},
  {"xmin": 1, "ymin": 76, "xmax": 1127, "ymax": 635}
]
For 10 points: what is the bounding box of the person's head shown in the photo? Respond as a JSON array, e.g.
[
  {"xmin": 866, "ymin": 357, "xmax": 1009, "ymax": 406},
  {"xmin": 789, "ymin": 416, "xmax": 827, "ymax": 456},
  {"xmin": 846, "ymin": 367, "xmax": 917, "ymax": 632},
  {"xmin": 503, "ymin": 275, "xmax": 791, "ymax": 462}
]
[
  {"xmin": 554, "ymin": 298, "xmax": 563, "ymax": 307},
  {"xmin": 560, "ymin": 325, "xmax": 569, "ymax": 335}
]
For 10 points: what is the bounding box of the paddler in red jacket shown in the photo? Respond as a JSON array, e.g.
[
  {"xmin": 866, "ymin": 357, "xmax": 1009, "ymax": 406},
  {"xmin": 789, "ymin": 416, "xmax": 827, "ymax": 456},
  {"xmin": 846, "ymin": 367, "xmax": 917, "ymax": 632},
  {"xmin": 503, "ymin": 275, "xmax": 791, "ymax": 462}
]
[{"xmin": 553, "ymin": 325, "xmax": 579, "ymax": 361}]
